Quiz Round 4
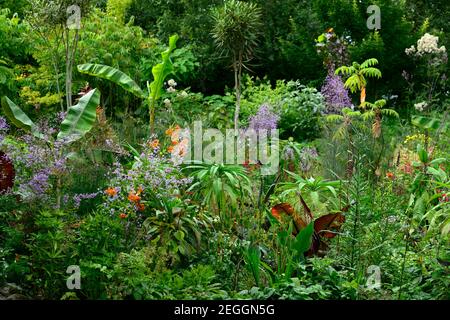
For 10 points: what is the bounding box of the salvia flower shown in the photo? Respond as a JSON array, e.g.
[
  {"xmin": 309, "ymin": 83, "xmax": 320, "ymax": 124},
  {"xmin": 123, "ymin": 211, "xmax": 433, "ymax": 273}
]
[
  {"xmin": 73, "ymin": 192, "xmax": 99, "ymax": 209},
  {"xmin": 0, "ymin": 116, "xmax": 9, "ymax": 144},
  {"xmin": 321, "ymin": 73, "xmax": 352, "ymax": 114},
  {"xmin": 248, "ymin": 104, "xmax": 279, "ymax": 132}
]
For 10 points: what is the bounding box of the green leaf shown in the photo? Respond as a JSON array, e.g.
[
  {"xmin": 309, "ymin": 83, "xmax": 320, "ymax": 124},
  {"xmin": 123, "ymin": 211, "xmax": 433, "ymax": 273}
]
[
  {"xmin": 1, "ymin": 96, "xmax": 43, "ymax": 139},
  {"xmin": 149, "ymin": 34, "xmax": 179, "ymax": 103},
  {"xmin": 174, "ymin": 230, "xmax": 185, "ymax": 241},
  {"xmin": 412, "ymin": 116, "xmax": 445, "ymax": 130},
  {"xmin": 293, "ymin": 222, "xmax": 314, "ymax": 255},
  {"xmin": 77, "ymin": 64, "xmax": 145, "ymax": 98},
  {"xmin": 417, "ymin": 144, "xmax": 428, "ymax": 164},
  {"xmin": 57, "ymin": 89, "xmax": 101, "ymax": 143}
]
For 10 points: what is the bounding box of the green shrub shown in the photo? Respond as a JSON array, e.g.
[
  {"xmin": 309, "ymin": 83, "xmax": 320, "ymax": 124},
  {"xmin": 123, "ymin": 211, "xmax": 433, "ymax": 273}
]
[{"xmin": 241, "ymin": 77, "xmax": 325, "ymax": 141}]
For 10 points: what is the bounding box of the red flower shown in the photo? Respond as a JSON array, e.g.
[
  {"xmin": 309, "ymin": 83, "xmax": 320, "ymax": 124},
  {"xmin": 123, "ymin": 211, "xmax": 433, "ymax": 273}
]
[
  {"xmin": 119, "ymin": 213, "xmax": 128, "ymax": 219},
  {"xmin": 136, "ymin": 203, "xmax": 145, "ymax": 212},
  {"xmin": 386, "ymin": 172, "xmax": 395, "ymax": 180},
  {"xmin": 128, "ymin": 192, "xmax": 141, "ymax": 203}
]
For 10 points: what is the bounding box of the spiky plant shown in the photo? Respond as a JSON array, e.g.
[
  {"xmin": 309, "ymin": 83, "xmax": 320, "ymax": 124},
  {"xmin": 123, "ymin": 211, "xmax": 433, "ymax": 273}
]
[{"xmin": 211, "ymin": 0, "xmax": 263, "ymax": 132}]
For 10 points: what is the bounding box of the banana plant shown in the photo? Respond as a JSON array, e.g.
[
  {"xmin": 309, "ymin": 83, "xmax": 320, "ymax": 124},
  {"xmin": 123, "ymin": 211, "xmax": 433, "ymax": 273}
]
[
  {"xmin": 1, "ymin": 89, "xmax": 101, "ymax": 207},
  {"xmin": 1, "ymin": 89, "xmax": 101, "ymax": 144},
  {"xmin": 77, "ymin": 35, "xmax": 179, "ymax": 134},
  {"xmin": 412, "ymin": 115, "xmax": 449, "ymax": 132}
]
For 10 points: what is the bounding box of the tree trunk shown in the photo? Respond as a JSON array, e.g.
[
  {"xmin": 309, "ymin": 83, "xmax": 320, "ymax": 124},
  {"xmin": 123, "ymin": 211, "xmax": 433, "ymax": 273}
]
[
  {"xmin": 64, "ymin": 27, "xmax": 80, "ymax": 110},
  {"xmin": 233, "ymin": 59, "xmax": 239, "ymax": 134}
]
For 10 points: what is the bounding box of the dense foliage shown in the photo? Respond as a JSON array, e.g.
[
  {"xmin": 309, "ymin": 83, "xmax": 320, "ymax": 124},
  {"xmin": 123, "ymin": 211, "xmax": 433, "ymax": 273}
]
[{"xmin": 0, "ymin": 0, "xmax": 449, "ymax": 301}]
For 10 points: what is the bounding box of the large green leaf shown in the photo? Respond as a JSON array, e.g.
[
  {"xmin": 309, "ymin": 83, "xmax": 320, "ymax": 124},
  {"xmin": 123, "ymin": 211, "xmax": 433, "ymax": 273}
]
[
  {"xmin": 412, "ymin": 115, "xmax": 448, "ymax": 131},
  {"xmin": 77, "ymin": 64, "xmax": 145, "ymax": 99},
  {"xmin": 148, "ymin": 34, "xmax": 179, "ymax": 103},
  {"xmin": 57, "ymin": 89, "xmax": 101, "ymax": 143},
  {"xmin": 293, "ymin": 222, "xmax": 314, "ymax": 255},
  {"xmin": 1, "ymin": 96, "xmax": 43, "ymax": 139}
]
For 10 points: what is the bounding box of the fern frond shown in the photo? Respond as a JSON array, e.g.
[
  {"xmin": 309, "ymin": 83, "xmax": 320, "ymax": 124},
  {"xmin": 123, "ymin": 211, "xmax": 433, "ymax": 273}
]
[
  {"xmin": 360, "ymin": 67, "xmax": 382, "ymax": 79},
  {"xmin": 345, "ymin": 74, "xmax": 362, "ymax": 92},
  {"xmin": 333, "ymin": 125, "xmax": 347, "ymax": 141},
  {"xmin": 374, "ymin": 99, "xmax": 387, "ymax": 107},
  {"xmin": 381, "ymin": 108, "xmax": 399, "ymax": 118},
  {"xmin": 326, "ymin": 114, "xmax": 344, "ymax": 123},
  {"xmin": 362, "ymin": 111, "xmax": 375, "ymax": 121},
  {"xmin": 361, "ymin": 58, "xmax": 379, "ymax": 69}
]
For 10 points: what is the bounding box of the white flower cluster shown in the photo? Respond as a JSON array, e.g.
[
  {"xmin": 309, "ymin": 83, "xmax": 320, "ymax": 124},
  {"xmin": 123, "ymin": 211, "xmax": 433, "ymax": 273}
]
[
  {"xmin": 406, "ymin": 33, "xmax": 447, "ymax": 57},
  {"xmin": 167, "ymin": 79, "xmax": 177, "ymax": 93},
  {"xmin": 414, "ymin": 101, "xmax": 428, "ymax": 112}
]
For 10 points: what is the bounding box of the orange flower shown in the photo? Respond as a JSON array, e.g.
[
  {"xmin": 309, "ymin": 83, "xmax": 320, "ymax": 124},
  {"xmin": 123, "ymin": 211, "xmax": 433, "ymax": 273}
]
[
  {"xmin": 136, "ymin": 203, "xmax": 145, "ymax": 212},
  {"xmin": 105, "ymin": 187, "xmax": 117, "ymax": 197},
  {"xmin": 171, "ymin": 140, "xmax": 179, "ymax": 146},
  {"xmin": 137, "ymin": 186, "xmax": 144, "ymax": 195},
  {"xmin": 168, "ymin": 146, "xmax": 174, "ymax": 153},
  {"xmin": 386, "ymin": 172, "xmax": 395, "ymax": 180},
  {"xmin": 119, "ymin": 213, "xmax": 128, "ymax": 219},
  {"xmin": 149, "ymin": 139, "xmax": 160, "ymax": 149},
  {"xmin": 128, "ymin": 192, "xmax": 141, "ymax": 203},
  {"xmin": 165, "ymin": 127, "xmax": 175, "ymax": 136}
]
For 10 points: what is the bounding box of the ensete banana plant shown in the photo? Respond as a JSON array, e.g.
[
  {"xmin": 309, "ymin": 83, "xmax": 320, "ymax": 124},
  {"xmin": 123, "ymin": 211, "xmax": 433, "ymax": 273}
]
[
  {"xmin": 1, "ymin": 89, "xmax": 101, "ymax": 143},
  {"xmin": 77, "ymin": 34, "xmax": 179, "ymax": 134},
  {"xmin": 1, "ymin": 88, "xmax": 101, "ymax": 207}
]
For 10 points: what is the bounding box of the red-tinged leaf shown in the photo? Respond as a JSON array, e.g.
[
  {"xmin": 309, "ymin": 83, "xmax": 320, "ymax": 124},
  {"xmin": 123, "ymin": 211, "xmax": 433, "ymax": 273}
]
[
  {"xmin": 271, "ymin": 203, "xmax": 295, "ymax": 221},
  {"xmin": 271, "ymin": 203, "xmax": 308, "ymax": 233},
  {"xmin": 0, "ymin": 151, "xmax": 14, "ymax": 193},
  {"xmin": 314, "ymin": 213, "xmax": 345, "ymax": 238}
]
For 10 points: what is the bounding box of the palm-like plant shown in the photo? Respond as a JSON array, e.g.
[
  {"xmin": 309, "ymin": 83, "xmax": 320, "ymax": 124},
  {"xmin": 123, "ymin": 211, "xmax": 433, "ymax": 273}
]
[
  {"xmin": 361, "ymin": 99, "xmax": 399, "ymax": 138},
  {"xmin": 279, "ymin": 171, "xmax": 340, "ymax": 216},
  {"xmin": 326, "ymin": 107, "xmax": 362, "ymax": 141},
  {"xmin": 211, "ymin": 0, "xmax": 263, "ymax": 132},
  {"xmin": 185, "ymin": 162, "xmax": 252, "ymax": 217},
  {"xmin": 335, "ymin": 58, "xmax": 382, "ymax": 105}
]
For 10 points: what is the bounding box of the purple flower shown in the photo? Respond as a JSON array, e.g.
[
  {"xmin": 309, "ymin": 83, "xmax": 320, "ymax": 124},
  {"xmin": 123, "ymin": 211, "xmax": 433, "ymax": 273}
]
[
  {"xmin": 248, "ymin": 104, "xmax": 279, "ymax": 132},
  {"xmin": 300, "ymin": 147, "xmax": 319, "ymax": 172},
  {"xmin": 19, "ymin": 170, "xmax": 51, "ymax": 198},
  {"xmin": 73, "ymin": 192, "xmax": 99, "ymax": 209},
  {"xmin": 0, "ymin": 116, "xmax": 9, "ymax": 131},
  {"xmin": 57, "ymin": 111, "xmax": 67, "ymax": 124},
  {"xmin": 283, "ymin": 147, "xmax": 295, "ymax": 161},
  {"xmin": 0, "ymin": 116, "xmax": 9, "ymax": 144},
  {"xmin": 321, "ymin": 73, "xmax": 352, "ymax": 114}
]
